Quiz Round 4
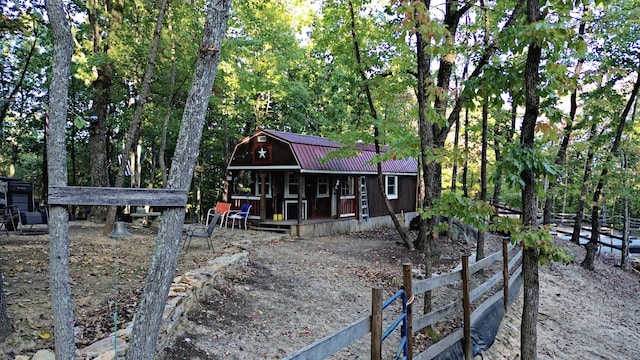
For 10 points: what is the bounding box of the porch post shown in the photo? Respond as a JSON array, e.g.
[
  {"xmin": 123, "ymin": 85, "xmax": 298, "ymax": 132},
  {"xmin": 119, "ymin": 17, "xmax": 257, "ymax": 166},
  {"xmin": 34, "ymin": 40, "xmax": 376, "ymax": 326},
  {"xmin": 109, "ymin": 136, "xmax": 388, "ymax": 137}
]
[
  {"xmin": 259, "ymin": 172, "xmax": 267, "ymax": 221},
  {"xmin": 297, "ymin": 174, "xmax": 305, "ymax": 226}
]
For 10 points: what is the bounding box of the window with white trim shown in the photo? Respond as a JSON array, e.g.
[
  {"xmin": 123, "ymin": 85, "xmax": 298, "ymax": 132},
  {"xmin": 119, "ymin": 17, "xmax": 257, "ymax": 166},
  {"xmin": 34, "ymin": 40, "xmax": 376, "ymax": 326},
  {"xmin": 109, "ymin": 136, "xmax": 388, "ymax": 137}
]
[
  {"xmin": 285, "ymin": 172, "xmax": 298, "ymax": 197},
  {"xmin": 254, "ymin": 173, "xmax": 272, "ymax": 197},
  {"xmin": 341, "ymin": 176, "xmax": 355, "ymax": 197},
  {"xmin": 317, "ymin": 177, "xmax": 329, "ymax": 198},
  {"xmin": 385, "ymin": 175, "xmax": 398, "ymax": 199}
]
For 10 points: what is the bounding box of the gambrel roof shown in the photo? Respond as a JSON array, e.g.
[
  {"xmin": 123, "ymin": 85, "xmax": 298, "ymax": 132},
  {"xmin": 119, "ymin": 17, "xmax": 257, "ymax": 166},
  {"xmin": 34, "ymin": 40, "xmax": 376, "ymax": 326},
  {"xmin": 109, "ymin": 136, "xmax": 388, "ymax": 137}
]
[{"xmin": 226, "ymin": 129, "xmax": 418, "ymax": 175}]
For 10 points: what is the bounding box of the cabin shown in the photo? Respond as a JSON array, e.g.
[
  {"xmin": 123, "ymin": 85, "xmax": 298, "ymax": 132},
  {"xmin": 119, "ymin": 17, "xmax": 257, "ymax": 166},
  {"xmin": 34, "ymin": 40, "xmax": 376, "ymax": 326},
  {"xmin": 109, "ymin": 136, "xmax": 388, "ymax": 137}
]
[{"xmin": 224, "ymin": 129, "xmax": 419, "ymax": 237}]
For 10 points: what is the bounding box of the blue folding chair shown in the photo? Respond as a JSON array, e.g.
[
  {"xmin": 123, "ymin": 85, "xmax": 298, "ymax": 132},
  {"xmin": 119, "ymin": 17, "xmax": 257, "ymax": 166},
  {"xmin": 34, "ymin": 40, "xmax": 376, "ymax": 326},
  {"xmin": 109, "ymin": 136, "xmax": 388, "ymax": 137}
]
[{"xmin": 227, "ymin": 203, "xmax": 252, "ymax": 230}]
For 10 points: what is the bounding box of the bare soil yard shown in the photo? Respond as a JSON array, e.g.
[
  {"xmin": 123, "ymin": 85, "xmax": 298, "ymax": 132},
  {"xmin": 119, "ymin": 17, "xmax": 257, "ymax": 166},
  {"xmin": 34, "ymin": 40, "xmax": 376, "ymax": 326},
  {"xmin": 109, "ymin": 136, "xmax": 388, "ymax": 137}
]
[{"xmin": 1, "ymin": 221, "xmax": 639, "ymax": 359}]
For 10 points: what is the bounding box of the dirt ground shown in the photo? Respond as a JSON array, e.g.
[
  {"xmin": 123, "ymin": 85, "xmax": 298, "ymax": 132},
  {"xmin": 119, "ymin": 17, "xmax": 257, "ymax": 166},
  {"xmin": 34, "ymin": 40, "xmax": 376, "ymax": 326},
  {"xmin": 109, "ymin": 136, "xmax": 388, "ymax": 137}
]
[{"xmin": 1, "ymin": 221, "xmax": 639, "ymax": 359}]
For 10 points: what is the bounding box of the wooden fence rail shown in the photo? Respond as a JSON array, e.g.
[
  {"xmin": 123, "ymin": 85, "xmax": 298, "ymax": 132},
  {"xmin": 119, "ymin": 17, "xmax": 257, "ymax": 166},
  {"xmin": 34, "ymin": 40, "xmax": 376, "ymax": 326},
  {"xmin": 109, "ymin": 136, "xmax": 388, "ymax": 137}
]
[{"xmin": 284, "ymin": 240, "xmax": 523, "ymax": 360}]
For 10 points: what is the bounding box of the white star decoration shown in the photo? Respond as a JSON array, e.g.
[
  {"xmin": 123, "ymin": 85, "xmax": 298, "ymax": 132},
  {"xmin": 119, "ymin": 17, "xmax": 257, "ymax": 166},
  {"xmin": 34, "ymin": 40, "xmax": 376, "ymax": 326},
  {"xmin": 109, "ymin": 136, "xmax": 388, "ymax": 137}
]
[{"xmin": 257, "ymin": 147, "xmax": 267, "ymax": 159}]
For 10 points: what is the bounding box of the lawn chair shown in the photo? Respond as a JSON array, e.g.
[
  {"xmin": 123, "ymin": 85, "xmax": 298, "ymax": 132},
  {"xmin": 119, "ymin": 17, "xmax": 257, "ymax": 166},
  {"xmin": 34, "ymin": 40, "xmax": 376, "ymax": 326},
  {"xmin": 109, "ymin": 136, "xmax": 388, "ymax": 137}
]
[
  {"xmin": 205, "ymin": 202, "xmax": 231, "ymax": 228},
  {"xmin": 228, "ymin": 203, "xmax": 252, "ymax": 230},
  {"xmin": 183, "ymin": 212, "xmax": 219, "ymax": 252}
]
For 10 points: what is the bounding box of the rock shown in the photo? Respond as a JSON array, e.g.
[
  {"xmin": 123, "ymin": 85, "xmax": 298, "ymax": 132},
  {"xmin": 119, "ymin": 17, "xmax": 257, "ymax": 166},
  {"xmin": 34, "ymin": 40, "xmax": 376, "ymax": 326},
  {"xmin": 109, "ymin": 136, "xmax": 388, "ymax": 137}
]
[
  {"xmin": 93, "ymin": 352, "xmax": 115, "ymax": 360},
  {"xmin": 77, "ymin": 336, "xmax": 127, "ymax": 358},
  {"xmin": 31, "ymin": 350, "xmax": 55, "ymax": 360}
]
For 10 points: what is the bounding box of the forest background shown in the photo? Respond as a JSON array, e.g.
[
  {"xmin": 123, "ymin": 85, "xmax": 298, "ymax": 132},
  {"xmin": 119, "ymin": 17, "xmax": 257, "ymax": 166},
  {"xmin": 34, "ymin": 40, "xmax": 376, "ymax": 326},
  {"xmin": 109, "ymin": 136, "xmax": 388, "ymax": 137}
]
[
  {"xmin": 1, "ymin": 0, "xmax": 640, "ymax": 359},
  {"xmin": 2, "ymin": 0, "xmax": 639, "ymax": 226}
]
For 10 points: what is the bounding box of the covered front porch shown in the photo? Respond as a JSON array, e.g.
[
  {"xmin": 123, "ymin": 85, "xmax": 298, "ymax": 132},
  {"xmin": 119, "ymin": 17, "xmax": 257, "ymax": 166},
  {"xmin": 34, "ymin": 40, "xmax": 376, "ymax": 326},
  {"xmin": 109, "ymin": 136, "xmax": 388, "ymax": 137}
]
[{"xmin": 227, "ymin": 172, "xmax": 363, "ymax": 224}]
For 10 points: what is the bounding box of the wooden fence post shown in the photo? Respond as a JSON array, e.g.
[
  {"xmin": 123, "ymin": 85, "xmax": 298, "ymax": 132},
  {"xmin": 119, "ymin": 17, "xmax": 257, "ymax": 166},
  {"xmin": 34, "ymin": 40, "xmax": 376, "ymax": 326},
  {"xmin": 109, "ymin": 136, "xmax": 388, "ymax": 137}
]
[
  {"xmin": 502, "ymin": 238, "xmax": 510, "ymax": 313},
  {"xmin": 461, "ymin": 255, "xmax": 471, "ymax": 360},
  {"xmin": 371, "ymin": 287, "xmax": 383, "ymax": 360},
  {"xmin": 403, "ymin": 263, "xmax": 414, "ymax": 360}
]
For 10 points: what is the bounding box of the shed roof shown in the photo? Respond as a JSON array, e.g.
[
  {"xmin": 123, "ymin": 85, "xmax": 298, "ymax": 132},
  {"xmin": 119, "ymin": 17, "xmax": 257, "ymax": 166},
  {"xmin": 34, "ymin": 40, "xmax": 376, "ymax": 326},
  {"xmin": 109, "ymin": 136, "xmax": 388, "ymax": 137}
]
[{"xmin": 230, "ymin": 129, "xmax": 418, "ymax": 175}]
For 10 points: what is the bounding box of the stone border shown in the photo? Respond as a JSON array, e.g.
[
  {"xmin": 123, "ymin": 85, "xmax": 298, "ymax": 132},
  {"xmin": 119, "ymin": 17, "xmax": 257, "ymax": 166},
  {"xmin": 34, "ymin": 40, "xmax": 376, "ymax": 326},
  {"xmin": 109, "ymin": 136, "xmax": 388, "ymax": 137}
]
[{"xmin": 74, "ymin": 252, "xmax": 249, "ymax": 360}]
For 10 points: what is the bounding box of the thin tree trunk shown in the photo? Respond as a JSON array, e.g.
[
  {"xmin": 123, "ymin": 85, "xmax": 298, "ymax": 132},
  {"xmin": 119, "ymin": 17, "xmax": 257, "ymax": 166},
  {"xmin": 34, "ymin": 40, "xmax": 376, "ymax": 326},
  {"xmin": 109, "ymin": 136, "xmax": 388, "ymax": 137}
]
[
  {"xmin": 621, "ymin": 152, "xmax": 629, "ymax": 268},
  {"xmin": 543, "ymin": 5, "xmax": 588, "ymax": 224},
  {"xmin": 125, "ymin": 1, "xmax": 231, "ymax": 358},
  {"xmin": 159, "ymin": 28, "xmax": 177, "ymax": 187},
  {"xmin": 104, "ymin": 0, "xmax": 170, "ymax": 234},
  {"xmin": 571, "ymin": 123, "xmax": 597, "ymax": 244},
  {"xmin": 463, "ymin": 106, "xmax": 469, "ymax": 197},
  {"xmin": 520, "ymin": 0, "xmax": 542, "ymax": 357},
  {"xmin": 477, "ymin": 94, "xmax": 488, "ymax": 263},
  {"xmin": 582, "ymin": 73, "xmax": 640, "ymax": 270},
  {"xmin": 0, "ymin": 24, "xmax": 38, "ymax": 133},
  {"xmin": 44, "ymin": 0, "xmax": 75, "ymax": 356},
  {"xmin": 347, "ymin": 0, "xmax": 413, "ymax": 250}
]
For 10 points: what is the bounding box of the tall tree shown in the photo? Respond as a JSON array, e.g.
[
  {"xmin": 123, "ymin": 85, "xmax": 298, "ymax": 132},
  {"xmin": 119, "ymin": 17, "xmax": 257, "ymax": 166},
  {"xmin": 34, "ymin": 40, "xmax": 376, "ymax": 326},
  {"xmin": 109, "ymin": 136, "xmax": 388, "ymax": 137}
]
[
  {"xmin": 520, "ymin": 0, "xmax": 542, "ymax": 357},
  {"xmin": 103, "ymin": 0, "xmax": 170, "ymax": 235},
  {"xmin": 125, "ymin": 0, "xmax": 231, "ymax": 358},
  {"xmin": 346, "ymin": 0, "xmax": 413, "ymax": 249},
  {"xmin": 542, "ymin": 5, "xmax": 589, "ymax": 224},
  {"xmin": 44, "ymin": 0, "xmax": 75, "ymax": 356},
  {"xmin": 582, "ymin": 74, "xmax": 640, "ymax": 270},
  {"xmin": 571, "ymin": 123, "xmax": 597, "ymax": 244},
  {"xmin": 85, "ymin": 0, "xmax": 123, "ymax": 221}
]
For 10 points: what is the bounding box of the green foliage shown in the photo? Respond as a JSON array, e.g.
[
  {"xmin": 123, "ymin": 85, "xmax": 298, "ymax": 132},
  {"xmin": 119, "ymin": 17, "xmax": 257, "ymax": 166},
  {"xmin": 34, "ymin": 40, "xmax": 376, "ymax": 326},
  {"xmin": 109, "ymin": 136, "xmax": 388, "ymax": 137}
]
[
  {"xmin": 497, "ymin": 144, "xmax": 559, "ymax": 189},
  {"xmin": 510, "ymin": 226, "xmax": 574, "ymax": 265},
  {"xmin": 421, "ymin": 192, "xmax": 494, "ymax": 232}
]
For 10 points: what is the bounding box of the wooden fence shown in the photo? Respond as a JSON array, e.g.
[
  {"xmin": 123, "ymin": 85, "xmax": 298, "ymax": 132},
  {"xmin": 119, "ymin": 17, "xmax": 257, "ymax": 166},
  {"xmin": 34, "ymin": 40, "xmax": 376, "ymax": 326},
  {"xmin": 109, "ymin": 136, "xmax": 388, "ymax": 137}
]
[{"xmin": 284, "ymin": 239, "xmax": 522, "ymax": 360}]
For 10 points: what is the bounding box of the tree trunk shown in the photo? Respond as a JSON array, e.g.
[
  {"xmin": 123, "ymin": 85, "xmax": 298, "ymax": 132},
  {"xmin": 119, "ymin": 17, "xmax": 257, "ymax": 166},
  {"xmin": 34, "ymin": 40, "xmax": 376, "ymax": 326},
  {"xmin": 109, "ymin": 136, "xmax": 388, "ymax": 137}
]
[
  {"xmin": 520, "ymin": 0, "xmax": 542, "ymax": 358},
  {"xmin": 87, "ymin": 0, "xmax": 115, "ymax": 223},
  {"xmin": 477, "ymin": 93, "xmax": 488, "ymax": 263},
  {"xmin": 125, "ymin": 1, "xmax": 231, "ymax": 359},
  {"xmin": 159, "ymin": 29, "xmax": 177, "ymax": 187},
  {"xmin": 491, "ymin": 118, "xmax": 503, "ymax": 203},
  {"xmin": 104, "ymin": 0, "xmax": 170, "ymax": 234},
  {"xmin": 621, "ymin": 179, "xmax": 629, "ymax": 268},
  {"xmin": 582, "ymin": 73, "xmax": 640, "ymax": 270},
  {"xmin": 0, "ymin": 273, "xmax": 13, "ymax": 340},
  {"xmin": 543, "ymin": 6, "xmax": 588, "ymax": 224},
  {"xmin": 0, "ymin": 24, "xmax": 38, "ymax": 134},
  {"xmin": 347, "ymin": 0, "xmax": 413, "ymax": 250},
  {"xmin": 463, "ymin": 107, "xmax": 469, "ymax": 197},
  {"xmin": 414, "ymin": 0, "xmax": 434, "ymax": 319},
  {"xmin": 571, "ymin": 123, "xmax": 597, "ymax": 244},
  {"xmin": 44, "ymin": 0, "xmax": 75, "ymax": 356}
]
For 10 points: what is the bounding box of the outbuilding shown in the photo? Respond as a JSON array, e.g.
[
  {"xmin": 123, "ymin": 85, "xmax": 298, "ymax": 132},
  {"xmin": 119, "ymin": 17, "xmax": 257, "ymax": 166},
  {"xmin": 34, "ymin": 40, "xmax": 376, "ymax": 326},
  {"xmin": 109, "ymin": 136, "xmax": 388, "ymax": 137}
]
[{"xmin": 225, "ymin": 129, "xmax": 419, "ymax": 236}]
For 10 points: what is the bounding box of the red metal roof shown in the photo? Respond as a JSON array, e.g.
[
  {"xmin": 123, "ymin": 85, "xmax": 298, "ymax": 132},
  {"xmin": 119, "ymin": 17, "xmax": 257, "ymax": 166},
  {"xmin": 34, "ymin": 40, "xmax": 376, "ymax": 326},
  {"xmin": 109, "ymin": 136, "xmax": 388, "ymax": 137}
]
[{"xmin": 260, "ymin": 130, "xmax": 418, "ymax": 175}]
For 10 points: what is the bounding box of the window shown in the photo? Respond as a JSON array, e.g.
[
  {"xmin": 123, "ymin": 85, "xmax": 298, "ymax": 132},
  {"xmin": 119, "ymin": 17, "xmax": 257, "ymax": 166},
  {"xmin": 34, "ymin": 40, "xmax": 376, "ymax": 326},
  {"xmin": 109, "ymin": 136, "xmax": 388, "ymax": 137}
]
[
  {"xmin": 385, "ymin": 175, "xmax": 398, "ymax": 199},
  {"xmin": 254, "ymin": 173, "xmax": 271, "ymax": 197},
  {"xmin": 341, "ymin": 176, "xmax": 355, "ymax": 197},
  {"xmin": 285, "ymin": 172, "xmax": 298, "ymax": 197},
  {"xmin": 317, "ymin": 177, "xmax": 329, "ymax": 198}
]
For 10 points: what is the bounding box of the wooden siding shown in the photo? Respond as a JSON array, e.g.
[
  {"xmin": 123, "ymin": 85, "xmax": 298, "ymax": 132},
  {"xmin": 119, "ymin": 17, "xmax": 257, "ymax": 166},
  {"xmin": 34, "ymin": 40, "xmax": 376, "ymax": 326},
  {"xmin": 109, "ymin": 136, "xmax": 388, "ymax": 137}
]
[
  {"xmin": 364, "ymin": 175, "xmax": 417, "ymax": 218},
  {"xmin": 228, "ymin": 135, "xmax": 297, "ymax": 167}
]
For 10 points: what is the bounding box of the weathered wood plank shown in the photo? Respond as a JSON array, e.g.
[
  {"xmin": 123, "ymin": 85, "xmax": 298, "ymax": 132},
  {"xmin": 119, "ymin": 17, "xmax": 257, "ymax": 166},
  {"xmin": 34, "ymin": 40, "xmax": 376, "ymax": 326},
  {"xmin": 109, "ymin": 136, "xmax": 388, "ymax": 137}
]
[
  {"xmin": 414, "ymin": 328, "xmax": 464, "ymax": 360},
  {"xmin": 413, "ymin": 269, "xmax": 461, "ymax": 295},
  {"xmin": 508, "ymin": 249, "xmax": 523, "ymax": 270},
  {"xmin": 469, "ymin": 249, "xmax": 502, "ymax": 274},
  {"xmin": 470, "ymin": 271, "xmax": 502, "ymax": 302},
  {"xmin": 413, "ymin": 299, "xmax": 463, "ymax": 332},
  {"xmin": 283, "ymin": 316, "xmax": 370, "ymax": 360},
  {"xmin": 48, "ymin": 186, "xmax": 187, "ymax": 207},
  {"xmin": 470, "ymin": 286, "xmax": 504, "ymax": 324}
]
